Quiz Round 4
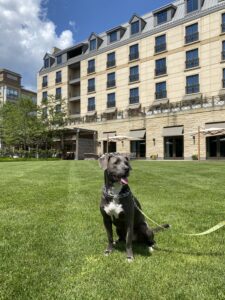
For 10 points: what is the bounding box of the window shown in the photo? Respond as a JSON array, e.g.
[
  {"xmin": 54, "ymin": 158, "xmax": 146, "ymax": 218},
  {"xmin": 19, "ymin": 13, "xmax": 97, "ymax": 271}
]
[
  {"xmin": 42, "ymin": 91, "xmax": 48, "ymax": 102},
  {"xmin": 185, "ymin": 23, "xmax": 199, "ymax": 44},
  {"xmin": 88, "ymin": 78, "xmax": 95, "ymax": 93},
  {"xmin": 107, "ymin": 52, "xmax": 116, "ymax": 68},
  {"xmin": 44, "ymin": 58, "xmax": 49, "ymax": 68},
  {"xmin": 129, "ymin": 87, "xmax": 139, "ymax": 104},
  {"xmin": 187, "ymin": 0, "xmax": 199, "ymax": 13},
  {"xmin": 107, "ymin": 93, "xmax": 116, "ymax": 108},
  {"xmin": 56, "ymin": 87, "xmax": 61, "ymax": 100},
  {"xmin": 88, "ymin": 97, "xmax": 95, "ymax": 111},
  {"xmin": 57, "ymin": 55, "xmax": 62, "ymax": 65},
  {"xmin": 131, "ymin": 21, "xmax": 140, "ymax": 35},
  {"xmin": 155, "ymin": 34, "xmax": 166, "ymax": 53},
  {"xmin": 223, "ymin": 69, "xmax": 225, "ymax": 88},
  {"xmin": 6, "ymin": 87, "xmax": 19, "ymax": 99},
  {"xmin": 55, "ymin": 104, "xmax": 61, "ymax": 113},
  {"xmin": 42, "ymin": 107, "xmax": 48, "ymax": 119},
  {"xmin": 90, "ymin": 39, "xmax": 97, "ymax": 51},
  {"xmin": 129, "ymin": 44, "xmax": 139, "ymax": 61},
  {"xmin": 42, "ymin": 75, "xmax": 48, "ymax": 87},
  {"xmin": 88, "ymin": 59, "xmax": 95, "ymax": 74},
  {"xmin": 155, "ymin": 82, "xmax": 167, "ymax": 99},
  {"xmin": 186, "ymin": 49, "xmax": 199, "ymax": 69},
  {"xmin": 222, "ymin": 13, "xmax": 225, "ymax": 33},
  {"xmin": 155, "ymin": 58, "xmax": 167, "ymax": 76},
  {"xmin": 129, "ymin": 66, "xmax": 139, "ymax": 82},
  {"xmin": 55, "ymin": 71, "xmax": 62, "ymax": 83},
  {"xmin": 109, "ymin": 31, "xmax": 118, "ymax": 43},
  {"xmin": 107, "ymin": 72, "xmax": 116, "ymax": 88},
  {"xmin": 156, "ymin": 10, "xmax": 168, "ymax": 25},
  {"xmin": 186, "ymin": 74, "xmax": 199, "ymax": 94},
  {"xmin": 222, "ymin": 41, "xmax": 225, "ymax": 60}
]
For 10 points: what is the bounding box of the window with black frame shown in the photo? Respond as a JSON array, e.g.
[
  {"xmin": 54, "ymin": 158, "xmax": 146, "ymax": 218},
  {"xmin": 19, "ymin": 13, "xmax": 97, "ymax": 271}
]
[
  {"xmin": 88, "ymin": 78, "xmax": 95, "ymax": 93},
  {"xmin": 186, "ymin": 74, "xmax": 199, "ymax": 94},
  {"xmin": 155, "ymin": 58, "xmax": 167, "ymax": 76},
  {"xmin": 129, "ymin": 66, "xmax": 139, "ymax": 82},
  {"xmin": 155, "ymin": 81, "xmax": 167, "ymax": 99},
  {"xmin": 55, "ymin": 87, "xmax": 61, "ymax": 100},
  {"xmin": 222, "ymin": 13, "xmax": 225, "ymax": 33},
  {"xmin": 155, "ymin": 34, "xmax": 166, "ymax": 53},
  {"xmin": 129, "ymin": 44, "xmax": 139, "ymax": 61},
  {"xmin": 42, "ymin": 75, "xmax": 48, "ymax": 87},
  {"xmin": 185, "ymin": 49, "xmax": 199, "ymax": 69},
  {"xmin": 88, "ymin": 97, "xmax": 95, "ymax": 111},
  {"xmin": 107, "ymin": 93, "xmax": 116, "ymax": 108},
  {"xmin": 107, "ymin": 52, "xmax": 116, "ymax": 68},
  {"xmin": 222, "ymin": 41, "xmax": 225, "ymax": 61},
  {"xmin": 156, "ymin": 10, "xmax": 168, "ymax": 25},
  {"xmin": 107, "ymin": 72, "xmax": 116, "ymax": 88},
  {"xmin": 129, "ymin": 87, "xmax": 139, "ymax": 104},
  {"xmin": 186, "ymin": 0, "xmax": 199, "ymax": 14},
  {"xmin": 87, "ymin": 59, "xmax": 95, "ymax": 74},
  {"xmin": 185, "ymin": 23, "xmax": 199, "ymax": 44},
  {"xmin": 131, "ymin": 20, "xmax": 140, "ymax": 35},
  {"xmin": 55, "ymin": 71, "xmax": 62, "ymax": 83}
]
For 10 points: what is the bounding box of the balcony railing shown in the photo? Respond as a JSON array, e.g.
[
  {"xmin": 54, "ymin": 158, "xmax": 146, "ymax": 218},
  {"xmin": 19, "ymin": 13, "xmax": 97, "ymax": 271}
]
[
  {"xmin": 185, "ymin": 58, "xmax": 199, "ymax": 69},
  {"xmin": 155, "ymin": 90, "xmax": 167, "ymax": 100},
  {"xmin": 55, "ymin": 94, "xmax": 62, "ymax": 100},
  {"xmin": 55, "ymin": 77, "xmax": 62, "ymax": 84},
  {"xmin": 222, "ymin": 79, "xmax": 225, "ymax": 88},
  {"xmin": 155, "ymin": 43, "xmax": 166, "ymax": 53},
  {"xmin": 42, "ymin": 82, "xmax": 48, "ymax": 88},
  {"xmin": 107, "ymin": 60, "xmax": 116, "ymax": 68},
  {"xmin": 107, "ymin": 101, "xmax": 116, "ymax": 108},
  {"xmin": 129, "ymin": 74, "xmax": 139, "ymax": 82},
  {"xmin": 129, "ymin": 96, "xmax": 139, "ymax": 104},
  {"xmin": 129, "ymin": 52, "xmax": 139, "ymax": 61},
  {"xmin": 185, "ymin": 32, "xmax": 199, "ymax": 44},
  {"xmin": 222, "ymin": 23, "xmax": 225, "ymax": 33},
  {"xmin": 155, "ymin": 67, "xmax": 167, "ymax": 76},
  {"xmin": 107, "ymin": 80, "xmax": 116, "ymax": 88},
  {"xmin": 87, "ymin": 105, "xmax": 95, "ymax": 111},
  {"xmin": 88, "ymin": 86, "xmax": 95, "ymax": 93},
  {"xmin": 186, "ymin": 84, "xmax": 199, "ymax": 94},
  {"xmin": 222, "ymin": 51, "xmax": 225, "ymax": 61},
  {"xmin": 87, "ymin": 66, "xmax": 95, "ymax": 74}
]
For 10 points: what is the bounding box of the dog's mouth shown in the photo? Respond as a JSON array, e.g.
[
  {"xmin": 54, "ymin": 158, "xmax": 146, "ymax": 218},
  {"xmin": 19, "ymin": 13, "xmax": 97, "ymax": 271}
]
[{"xmin": 120, "ymin": 177, "xmax": 128, "ymax": 185}]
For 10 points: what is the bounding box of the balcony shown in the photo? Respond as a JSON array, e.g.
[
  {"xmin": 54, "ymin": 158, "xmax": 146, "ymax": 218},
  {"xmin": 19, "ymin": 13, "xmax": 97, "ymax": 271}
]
[
  {"xmin": 69, "ymin": 94, "xmax": 80, "ymax": 101},
  {"xmin": 55, "ymin": 77, "xmax": 62, "ymax": 84},
  {"xmin": 155, "ymin": 43, "xmax": 166, "ymax": 53},
  {"xmin": 185, "ymin": 32, "xmax": 199, "ymax": 44},
  {"xmin": 42, "ymin": 82, "xmax": 48, "ymax": 88},
  {"xmin": 129, "ymin": 96, "xmax": 139, "ymax": 104},
  {"xmin": 186, "ymin": 84, "xmax": 199, "ymax": 94},
  {"xmin": 155, "ymin": 67, "xmax": 167, "ymax": 77},
  {"xmin": 155, "ymin": 90, "xmax": 167, "ymax": 100},
  {"xmin": 107, "ymin": 80, "xmax": 116, "ymax": 88},
  {"xmin": 87, "ymin": 105, "xmax": 95, "ymax": 112},
  {"xmin": 185, "ymin": 58, "xmax": 199, "ymax": 69},
  {"xmin": 222, "ymin": 23, "xmax": 225, "ymax": 33},
  {"xmin": 88, "ymin": 86, "xmax": 95, "ymax": 93},
  {"xmin": 87, "ymin": 66, "xmax": 95, "ymax": 74},
  {"xmin": 129, "ymin": 52, "xmax": 139, "ymax": 61},
  {"xmin": 129, "ymin": 74, "xmax": 139, "ymax": 83},
  {"xmin": 107, "ymin": 60, "xmax": 116, "ymax": 68},
  {"xmin": 107, "ymin": 100, "xmax": 116, "ymax": 108}
]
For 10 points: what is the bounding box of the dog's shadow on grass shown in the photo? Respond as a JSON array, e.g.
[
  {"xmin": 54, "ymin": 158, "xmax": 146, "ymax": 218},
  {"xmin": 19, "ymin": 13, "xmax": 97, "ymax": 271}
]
[{"xmin": 113, "ymin": 241, "xmax": 151, "ymax": 257}]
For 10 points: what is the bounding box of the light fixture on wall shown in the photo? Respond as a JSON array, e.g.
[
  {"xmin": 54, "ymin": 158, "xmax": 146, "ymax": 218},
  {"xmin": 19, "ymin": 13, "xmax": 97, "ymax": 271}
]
[
  {"xmin": 153, "ymin": 138, "xmax": 156, "ymax": 146},
  {"xmin": 193, "ymin": 135, "xmax": 195, "ymax": 145}
]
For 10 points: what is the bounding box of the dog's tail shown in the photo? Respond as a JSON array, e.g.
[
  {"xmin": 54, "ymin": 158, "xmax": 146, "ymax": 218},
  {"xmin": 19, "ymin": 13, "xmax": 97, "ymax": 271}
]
[{"xmin": 152, "ymin": 224, "xmax": 171, "ymax": 233}]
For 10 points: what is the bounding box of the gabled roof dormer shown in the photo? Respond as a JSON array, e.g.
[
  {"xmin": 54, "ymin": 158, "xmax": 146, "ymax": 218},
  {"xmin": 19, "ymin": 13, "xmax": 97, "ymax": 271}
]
[
  {"xmin": 106, "ymin": 26, "xmax": 126, "ymax": 44},
  {"xmin": 153, "ymin": 4, "xmax": 177, "ymax": 27},
  {"xmin": 129, "ymin": 14, "xmax": 146, "ymax": 36},
  {"xmin": 43, "ymin": 53, "xmax": 55, "ymax": 69},
  {"xmin": 88, "ymin": 33, "xmax": 103, "ymax": 51}
]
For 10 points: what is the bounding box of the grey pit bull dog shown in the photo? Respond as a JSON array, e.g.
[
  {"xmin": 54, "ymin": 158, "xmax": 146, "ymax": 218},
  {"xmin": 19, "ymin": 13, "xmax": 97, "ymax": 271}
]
[{"xmin": 99, "ymin": 153, "xmax": 169, "ymax": 262}]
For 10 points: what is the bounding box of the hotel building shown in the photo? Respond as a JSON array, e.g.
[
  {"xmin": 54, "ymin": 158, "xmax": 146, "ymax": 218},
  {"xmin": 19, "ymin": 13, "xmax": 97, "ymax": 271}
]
[{"xmin": 37, "ymin": 0, "xmax": 225, "ymax": 159}]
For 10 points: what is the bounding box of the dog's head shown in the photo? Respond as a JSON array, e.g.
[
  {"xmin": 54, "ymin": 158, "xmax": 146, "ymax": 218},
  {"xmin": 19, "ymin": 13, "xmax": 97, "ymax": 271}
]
[{"xmin": 98, "ymin": 153, "xmax": 132, "ymax": 185}]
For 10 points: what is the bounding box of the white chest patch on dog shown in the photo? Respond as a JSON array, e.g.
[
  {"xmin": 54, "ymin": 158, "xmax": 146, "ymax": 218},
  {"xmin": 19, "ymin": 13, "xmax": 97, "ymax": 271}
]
[{"xmin": 104, "ymin": 200, "xmax": 124, "ymax": 218}]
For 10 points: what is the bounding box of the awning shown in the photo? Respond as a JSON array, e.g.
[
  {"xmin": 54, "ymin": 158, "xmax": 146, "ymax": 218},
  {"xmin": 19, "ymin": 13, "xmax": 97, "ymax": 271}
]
[
  {"xmin": 86, "ymin": 111, "xmax": 96, "ymax": 117},
  {"xmin": 162, "ymin": 126, "xmax": 184, "ymax": 137},
  {"xmin": 127, "ymin": 103, "xmax": 141, "ymax": 110},
  {"xmin": 129, "ymin": 130, "xmax": 146, "ymax": 139},
  {"xmin": 101, "ymin": 132, "xmax": 117, "ymax": 141},
  {"xmin": 205, "ymin": 122, "xmax": 225, "ymax": 129},
  {"xmin": 103, "ymin": 107, "xmax": 117, "ymax": 114}
]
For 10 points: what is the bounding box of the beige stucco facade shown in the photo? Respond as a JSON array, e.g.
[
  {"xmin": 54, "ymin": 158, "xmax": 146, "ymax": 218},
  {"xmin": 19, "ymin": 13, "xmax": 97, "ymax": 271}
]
[{"xmin": 37, "ymin": 1, "xmax": 225, "ymax": 159}]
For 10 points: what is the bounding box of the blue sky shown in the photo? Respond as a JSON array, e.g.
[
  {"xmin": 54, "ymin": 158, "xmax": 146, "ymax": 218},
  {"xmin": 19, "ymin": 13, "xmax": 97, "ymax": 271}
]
[
  {"xmin": 47, "ymin": 0, "xmax": 172, "ymax": 43},
  {"xmin": 0, "ymin": 0, "xmax": 172, "ymax": 90}
]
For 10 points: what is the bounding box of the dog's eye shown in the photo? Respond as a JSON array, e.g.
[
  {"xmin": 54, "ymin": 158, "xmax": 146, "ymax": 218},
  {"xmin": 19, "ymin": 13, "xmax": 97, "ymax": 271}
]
[{"xmin": 114, "ymin": 158, "xmax": 120, "ymax": 164}]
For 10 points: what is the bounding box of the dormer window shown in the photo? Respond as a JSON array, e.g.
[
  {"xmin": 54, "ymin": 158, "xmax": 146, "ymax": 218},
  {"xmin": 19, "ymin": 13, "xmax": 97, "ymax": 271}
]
[
  {"xmin": 129, "ymin": 14, "xmax": 146, "ymax": 36},
  {"xmin": 131, "ymin": 21, "xmax": 140, "ymax": 35},
  {"xmin": 106, "ymin": 26, "xmax": 126, "ymax": 44},
  {"xmin": 153, "ymin": 4, "xmax": 177, "ymax": 26},
  {"xmin": 56, "ymin": 55, "xmax": 62, "ymax": 65},
  {"xmin": 186, "ymin": 0, "xmax": 199, "ymax": 13},
  {"xmin": 44, "ymin": 58, "xmax": 50, "ymax": 68},
  {"xmin": 90, "ymin": 39, "xmax": 97, "ymax": 51}
]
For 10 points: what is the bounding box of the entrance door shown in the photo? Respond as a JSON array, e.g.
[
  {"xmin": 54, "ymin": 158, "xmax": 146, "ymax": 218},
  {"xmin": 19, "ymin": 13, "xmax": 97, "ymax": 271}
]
[
  {"xmin": 103, "ymin": 141, "xmax": 116, "ymax": 153},
  {"xmin": 130, "ymin": 140, "xmax": 146, "ymax": 158},
  {"xmin": 164, "ymin": 136, "xmax": 184, "ymax": 159},
  {"xmin": 206, "ymin": 135, "xmax": 225, "ymax": 159}
]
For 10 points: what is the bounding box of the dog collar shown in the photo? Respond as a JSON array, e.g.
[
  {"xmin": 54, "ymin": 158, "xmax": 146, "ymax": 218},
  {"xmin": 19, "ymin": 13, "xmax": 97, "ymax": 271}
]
[{"xmin": 103, "ymin": 186, "xmax": 130, "ymax": 200}]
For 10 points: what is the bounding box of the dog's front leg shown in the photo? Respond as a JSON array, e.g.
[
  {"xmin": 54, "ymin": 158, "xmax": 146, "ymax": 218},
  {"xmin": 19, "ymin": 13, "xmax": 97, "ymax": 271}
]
[
  {"xmin": 101, "ymin": 209, "xmax": 114, "ymax": 255},
  {"xmin": 125, "ymin": 213, "xmax": 134, "ymax": 261}
]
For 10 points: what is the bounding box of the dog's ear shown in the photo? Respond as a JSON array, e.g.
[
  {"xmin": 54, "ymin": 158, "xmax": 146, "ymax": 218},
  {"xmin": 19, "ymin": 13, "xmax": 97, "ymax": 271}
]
[{"xmin": 98, "ymin": 154, "xmax": 109, "ymax": 170}]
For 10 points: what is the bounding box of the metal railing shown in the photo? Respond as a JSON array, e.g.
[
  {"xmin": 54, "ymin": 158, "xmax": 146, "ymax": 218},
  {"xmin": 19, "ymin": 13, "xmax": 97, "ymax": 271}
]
[
  {"xmin": 129, "ymin": 52, "xmax": 139, "ymax": 61},
  {"xmin": 129, "ymin": 74, "xmax": 139, "ymax": 82},
  {"xmin": 155, "ymin": 67, "xmax": 167, "ymax": 76},
  {"xmin": 129, "ymin": 96, "xmax": 139, "ymax": 104},
  {"xmin": 107, "ymin": 80, "xmax": 116, "ymax": 88},
  {"xmin": 155, "ymin": 43, "xmax": 166, "ymax": 53},
  {"xmin": 107, "ymin": 101, "xmax": 116, "ymax": 108},
  {"xmin": 155, "ymin": 90, "xmax": 167, "ymax": 100},
  {"xmin": 88, "ymin": 86, "xmax": 95, "ymax": 93},
  {"xmin": 185, "ymin": 32, "xmax": 199, "ymax": 44},
  {"xmin": 186, "ymin": 84, "xmax": 200, "ymax": 94},
  {"xmin": 185, "ymin": 58, "xmax": 199, "ymax": 69},
  {"xmin": 107, "ymin": 60, "xmax": 116, "ymax": 68},
  {"xmin": 87, "ymin": 66, "xmax": 95, "ymax": 74}
]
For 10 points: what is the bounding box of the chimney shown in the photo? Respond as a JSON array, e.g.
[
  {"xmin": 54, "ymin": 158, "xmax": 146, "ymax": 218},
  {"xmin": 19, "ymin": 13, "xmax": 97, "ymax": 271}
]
[{"xmin": 51, "ymin": 47, "xmax": 61, "ymax": 55}]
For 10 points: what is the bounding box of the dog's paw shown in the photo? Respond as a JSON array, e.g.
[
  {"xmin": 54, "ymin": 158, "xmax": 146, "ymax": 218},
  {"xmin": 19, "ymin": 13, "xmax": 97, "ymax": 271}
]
[
  {"xmin": 104, "ymin": 249, "xmax": 113, "ymax": 256},
  {"xmin": 148, "ymin": 247, "xmax": 154, "ymax": 254},
  {"xmin": 127, "ymin": 256, "xmax": 134, "ymax": 263}
]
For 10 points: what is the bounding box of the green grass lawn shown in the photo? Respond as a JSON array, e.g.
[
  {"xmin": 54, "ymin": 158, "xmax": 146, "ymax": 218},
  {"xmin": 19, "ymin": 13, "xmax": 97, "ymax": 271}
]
[{"xmin": 0, "ymin": 160, "xmax": 224, "ymax": 300}]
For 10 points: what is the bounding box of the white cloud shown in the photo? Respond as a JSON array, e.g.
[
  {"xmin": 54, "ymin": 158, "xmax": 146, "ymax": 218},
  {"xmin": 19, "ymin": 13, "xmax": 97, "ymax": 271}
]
[{"xmin": 0, "ymin": 0, "xmax": 74, "ymax": 91}]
